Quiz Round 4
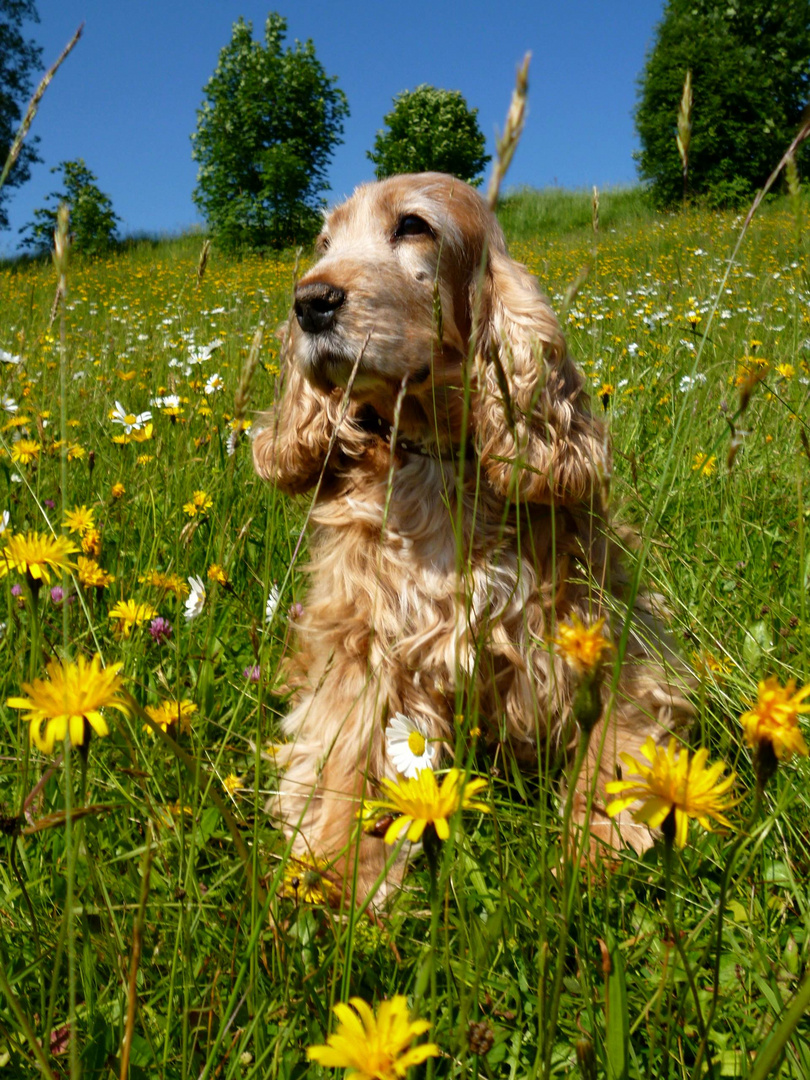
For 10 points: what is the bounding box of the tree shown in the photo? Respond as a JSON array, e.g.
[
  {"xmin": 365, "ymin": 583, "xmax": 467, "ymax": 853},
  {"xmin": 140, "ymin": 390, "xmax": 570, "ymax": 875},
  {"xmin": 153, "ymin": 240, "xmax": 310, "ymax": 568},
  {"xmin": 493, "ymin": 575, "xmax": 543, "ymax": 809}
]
[
  {"xmin": 368, "ymin": 85, "xmax": 490, "ymax": 187},
  {"xmin": 19, "ymin": 159, "xmax": 120, "ymax": 255},
  {"xmin": 636, "ymin": 0, "xmax": 810, "ymax": 207},
  {"xmin": 191, "ymin": 13, "xmax": 349, "ymax": 250},
  {"xmin": 0, "ymin": 0, "xmax": 42, "ymax": 229}
]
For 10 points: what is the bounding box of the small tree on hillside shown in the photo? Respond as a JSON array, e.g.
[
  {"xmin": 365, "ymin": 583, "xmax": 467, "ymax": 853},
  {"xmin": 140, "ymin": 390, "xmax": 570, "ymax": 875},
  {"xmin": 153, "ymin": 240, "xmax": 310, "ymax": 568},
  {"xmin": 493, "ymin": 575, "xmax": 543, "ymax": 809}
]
[
  {"xmin": 368, "ymin": 85, "xmax": 490, "ymax": 187},
  {"xmin": 636, "ymin": 0, "xmax": 810, "ymax": 207},
  {"xmin": 20, "ymin": 159, "xmax": 120, "ymax": 255},
  {"xmin": 191, "ymin": 13, "xmax": 349, "ymax": 250},
  {"xmin": 0, "ymin": 0, "xmax": 43, "ymax": 229}
]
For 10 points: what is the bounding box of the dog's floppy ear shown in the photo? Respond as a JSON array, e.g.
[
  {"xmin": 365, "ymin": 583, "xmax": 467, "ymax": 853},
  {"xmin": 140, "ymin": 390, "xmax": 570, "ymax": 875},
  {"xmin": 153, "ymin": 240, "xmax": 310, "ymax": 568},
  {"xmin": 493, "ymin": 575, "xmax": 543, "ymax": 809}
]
[
  {"xmin": 472, "ymin": 237, "xmax": 607, "ymax": 505},
  {"xmin": 253, "ymin": 353, "xmax": 336, "ymax": 496}
]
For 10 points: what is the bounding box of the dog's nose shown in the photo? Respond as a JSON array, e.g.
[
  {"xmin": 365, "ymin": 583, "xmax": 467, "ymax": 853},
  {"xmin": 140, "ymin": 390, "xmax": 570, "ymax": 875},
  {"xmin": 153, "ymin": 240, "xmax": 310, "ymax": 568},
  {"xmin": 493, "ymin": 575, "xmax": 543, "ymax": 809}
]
[{"xmin": 294, "ymin": 282, "xmax": 345, "ymax": 334}]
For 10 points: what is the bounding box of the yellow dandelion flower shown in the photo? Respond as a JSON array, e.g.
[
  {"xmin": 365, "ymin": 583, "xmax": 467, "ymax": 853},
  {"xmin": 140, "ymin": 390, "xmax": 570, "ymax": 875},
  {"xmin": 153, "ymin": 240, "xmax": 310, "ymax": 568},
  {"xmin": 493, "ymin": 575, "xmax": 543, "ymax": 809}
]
[
  {"xmin": 67, "ymin": 443, "xmax": 85, "ymax": 461},
  {"xmin": 10, "ymin": 439, "xmax": 40, "ymax": 465},
  {"xmin": 0, "ymin": 531, "xmax": 78, "ymax": 585},
  {"xmin": 692, "ymin": 452, "xmax": 717, "ymax": 476},
  {"xmin": 361, "ymin": 768, "xmax": 489, "ymax": 845},
  {"xmin": 739, "ymin": 676, "xmax": 810, "ymax": 762},
  {"xmin": 605, "ymin": 736, "xmax": 737, "ymax": 848},
  {"xmin": 552, "ymin": 614, "xmax": 613, "ymax": 674},
  {"xmin": 776, "ymin": 362, "xmax": 794, "ymax": 379},
  {"xmin": 280, "ymin": 854, "xmax": 337, "ymax": 904},
  {"xmin": 63, "ymin": 505, "xmax": 95, "ymax": 536},
  {"xmin": 207, "ymin": 563, "xmax": 228, "ymax": 585},
  {"xmin": 77, "ymin": 556, "xmax": 114, "ymax": 589},
  {"xmin": 81, "ymin": 528, "xmax": 102, "ymax": 557},
  {"xmin": 183, "ymin": 490, "xmax": 213, "ymax": 518},
  {"xmin": 136, "ymin": 454, "xmax": 154, "ymax": 466},
  {"xmin": 108, "ymin": 599, "xmax": 158, "ymax": 638},
  {"xmin": 7, "ymin": 654, "xmax": 129, "ymax": 753},
  {"xmin": 144, "ymin": 698, "xmax": 196, "ymax": 736},
  {"xmin": 111, "ymin": 482, "xmax": 126, "ymax": 499},
  {"xmin": 307, "ymin": 996, "xmax": 439, "ymax": 1080},
  {"xmin": 222, "ymin": 772, "xmax": 242, "ymax": 796}
]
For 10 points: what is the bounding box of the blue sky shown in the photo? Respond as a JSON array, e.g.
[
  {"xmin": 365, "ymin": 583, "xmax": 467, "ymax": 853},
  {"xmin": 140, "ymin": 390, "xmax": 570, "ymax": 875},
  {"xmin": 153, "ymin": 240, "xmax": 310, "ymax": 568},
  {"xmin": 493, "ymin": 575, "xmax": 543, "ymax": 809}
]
[{"xmin": 2, "ymin": 1, "xmax": 664, "ymax": 255}]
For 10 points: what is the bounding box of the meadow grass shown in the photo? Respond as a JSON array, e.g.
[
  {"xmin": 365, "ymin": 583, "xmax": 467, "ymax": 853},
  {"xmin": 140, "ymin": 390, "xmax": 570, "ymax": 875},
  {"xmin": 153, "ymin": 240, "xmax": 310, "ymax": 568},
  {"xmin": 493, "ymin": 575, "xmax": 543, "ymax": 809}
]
[{"xmin": 0, "ymin": 186, "xmax": 809, "ymax": 1079}]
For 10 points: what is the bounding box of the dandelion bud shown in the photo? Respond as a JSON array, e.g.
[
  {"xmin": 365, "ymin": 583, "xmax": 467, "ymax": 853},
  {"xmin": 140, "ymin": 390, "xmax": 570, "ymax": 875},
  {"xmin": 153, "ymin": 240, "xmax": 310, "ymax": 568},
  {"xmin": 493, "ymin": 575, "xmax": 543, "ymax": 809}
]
[{"xmin": 575, "ymin": 1036, "xmax": 597, "ymax": 1080}]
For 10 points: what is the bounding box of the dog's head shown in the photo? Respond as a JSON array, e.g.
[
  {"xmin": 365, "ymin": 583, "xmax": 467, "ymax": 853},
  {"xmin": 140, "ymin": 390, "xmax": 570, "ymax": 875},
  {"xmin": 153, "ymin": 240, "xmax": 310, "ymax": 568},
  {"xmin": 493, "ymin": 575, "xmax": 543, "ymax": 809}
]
[{"xmin": 254, "ymin": 173, "xmax": 606, "ymax": 505}]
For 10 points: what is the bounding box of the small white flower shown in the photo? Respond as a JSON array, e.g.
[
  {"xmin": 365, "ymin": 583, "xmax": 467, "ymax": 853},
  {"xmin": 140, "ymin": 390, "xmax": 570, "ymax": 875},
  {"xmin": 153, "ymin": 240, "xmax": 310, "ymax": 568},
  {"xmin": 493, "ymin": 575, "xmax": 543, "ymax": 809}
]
[
  {"xmin": 184, "ymin": 575, "xmax": 206, "ymax": 621},
  {"xmin": 0, "ymin": 510, "xmax": 9, "ymax": 533},
  {"xmin": 10, "ymin": 473, "xmax": 22, "ymax": 484},
  {"xmin": 110, "ymin": 400, "xmax": 152, "ymax": 433},
  {"xmin": 204, "ymin": 373, "xmax": 224, "ymax": 395},
  {"xmin": 265, "ymin": 583, "xmax": 281, "ymax": 625},
  {"xmin": 385, "ymin": 713, "xmax": 435, "ymax": 778},
  {"xmin": 0, "ymin": 348, "xmax": 22, "ymax": 365},
  {"xmin": 2, "ymin": 395, "xmax": 17, "ymax": 414},
  {"xmin": 188, "ymin": 338, "xmax": 223, "ymax": 364}
]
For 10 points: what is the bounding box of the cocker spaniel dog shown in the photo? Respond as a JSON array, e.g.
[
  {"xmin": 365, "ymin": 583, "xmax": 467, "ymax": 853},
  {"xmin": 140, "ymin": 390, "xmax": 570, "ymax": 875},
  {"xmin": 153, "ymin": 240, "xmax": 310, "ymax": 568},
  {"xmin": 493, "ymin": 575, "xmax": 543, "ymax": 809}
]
[{"xmin": 254, "ymin": 172, "xmax": 692, "ymax": 898}]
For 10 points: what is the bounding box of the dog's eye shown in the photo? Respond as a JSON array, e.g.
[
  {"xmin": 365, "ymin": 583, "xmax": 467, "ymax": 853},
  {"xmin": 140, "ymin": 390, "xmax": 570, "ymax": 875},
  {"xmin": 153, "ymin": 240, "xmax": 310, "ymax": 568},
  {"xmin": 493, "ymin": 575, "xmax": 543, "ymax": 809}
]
[{"xmin": 394, "ymin": 214, "xmax": 433, "ymax": 240}]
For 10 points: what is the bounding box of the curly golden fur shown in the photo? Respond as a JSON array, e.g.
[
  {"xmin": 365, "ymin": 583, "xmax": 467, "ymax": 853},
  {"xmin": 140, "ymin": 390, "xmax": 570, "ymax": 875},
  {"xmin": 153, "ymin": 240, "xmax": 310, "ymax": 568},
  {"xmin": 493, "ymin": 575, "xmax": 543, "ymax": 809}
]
[{"xmin": 253, "ymin": 173, "xmax": 692, "ymax": 899}]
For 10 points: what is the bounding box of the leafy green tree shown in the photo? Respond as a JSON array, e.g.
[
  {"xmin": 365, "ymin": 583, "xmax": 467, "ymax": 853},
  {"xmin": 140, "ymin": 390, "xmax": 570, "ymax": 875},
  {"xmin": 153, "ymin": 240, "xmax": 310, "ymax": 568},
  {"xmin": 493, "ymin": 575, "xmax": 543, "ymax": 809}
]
[
  {"xmin": 20, "ymin": 159, "xmax": 120, "ymax": 255},
  {"xmin": 636, "ymin": 0, "xmax": 810, "ymax": 207},
  {"xmin": 0, "ymin": 0, "xmax": 42, "ymax": 229},
  {"xmin": 191, "ymin": 13, "xmax": 349, "ymax": 250},
  {"xmin": 368, "ymin": 85, "xmax": 490, "ymax": 187}
]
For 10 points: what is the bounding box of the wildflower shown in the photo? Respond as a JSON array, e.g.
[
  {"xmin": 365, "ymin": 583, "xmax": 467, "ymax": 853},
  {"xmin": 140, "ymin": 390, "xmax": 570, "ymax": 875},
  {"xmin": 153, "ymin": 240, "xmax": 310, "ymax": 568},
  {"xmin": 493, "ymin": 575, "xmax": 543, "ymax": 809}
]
[
  {"xmin": 385, "ymin": 713, "xmax": 436, "ymax": 778},
  {"xmin": 605, "ymin": 736, "xmax": 737, "ymax": 848},
  {"xmin": 0, "ymin": 348, "xmax": 22, "ymax": 365},
  {"xmin": 67, "ymin": 443, "xmax": 85, "ymax": 461},
  {"xmin": 204, "ymin": 373, "xmax": 224, "ymax": 395},
  {"xmin": 50, "ymin": 586, "xmax": 65, "ymax": 604},
  {"xmin": 552, "ymin": 614, "xmax": 612, "ymax": 674},
  {"xmin": 243, "ymin": 664, "xmax": 260, "ymax": 682},
  {"xmin": 307, "ymin": 996, "xmax": 439, "ymax": 1079},
  {"xmin": 2, "ymin": 395, "xmax": 18, "ymax": 414},
  {"xmin": 77, "ymin": 557, "xmax": 114, "ymax": 589},
  {"xmin": 692, "ymin": 649, "xmax": 734, "ymax": 680},
  {"xmin": 692, "ymin": 452, "xmax": 717, "ymax": 477},
  {"xmin": 144, "ymin": 698, "xmax": 196, "ymax": 736},
  {"xmin": 265, "ymin": 583, "xmax": 281, "ymax": 624},
  {"xmin": 149, "ymin": 616, "xmax": 173, "ymax": 644},
  {"xmin": 63, "ymin": 505, "xmax": 95, "ymax": 536},
  {"xmin": 596, "ymin": 383, "xmax": 614, "ymax": 409},
  {"xmin": 182, "ymin": 490, "xmax": 213, "ymax": 517},
  {"xmin": 0, "ymin": 531, "xmax": 78, "ymax": 586},
  {"xmin": 361, "ymin": 768, "xmax": 489, "ymax": 845},
  {"xmin": 739, "ymin": 676, "xmax": 809, "ymax": 763},
  {"xmin": 776, "ymin": 362, "xmax": 795, "ymax": 379},
  {"xmin": 81, "ymin": 528, "xmax": 102, "ymax": 557},
  {"xmin": 0, "ymin": 510, "xmax": 9, "ymax": 533},
  {"xmin": 136, "ymin": 454, "xmax": 154, "ymax": 466},
  {"xmin": 184, "ymin": 575, "xmax": 206, "ymax": 621},
  {"xmin": 10, "ymin": 439, "xmax": 40, "ymax": 465},
  {"xmin": 110, "ymin": 401, "xmax": 152, "ymax": 434},
  {"xmin": 280, "ymin": 854, "xmax": 336, "ymax": 904},
  {"xmin": 108, "ymin": 599, "xmax": 158, "ymax": 638},
  {"xmin": 130, "ymin": 422, "xmax": 154, "ymax": 443},
  {"xmin": 223, "ymin": 772, "xmax": 242, "ymax": 796},
  {"xmin": 7, "ymin": 654, "xmax": 130, "ymax": 753},
  {"xmin": 207, "ymin": 563, "xmax": 228, "ymax": 585},
  {"xmin": 111, "ymin": 482, "xmax": 126, "ymax": 499},
  {"xmin": 289, "ymin": 601, "xmax": 305, "ymax": 620}
]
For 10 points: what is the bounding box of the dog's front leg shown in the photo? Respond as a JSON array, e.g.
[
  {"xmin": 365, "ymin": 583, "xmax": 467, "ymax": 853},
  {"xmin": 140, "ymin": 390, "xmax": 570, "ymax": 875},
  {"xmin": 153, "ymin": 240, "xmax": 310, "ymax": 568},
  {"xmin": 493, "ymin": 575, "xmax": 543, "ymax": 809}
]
[{"xmin": 272, "ymin": 659, "xmax": 399, "ymax": 903}]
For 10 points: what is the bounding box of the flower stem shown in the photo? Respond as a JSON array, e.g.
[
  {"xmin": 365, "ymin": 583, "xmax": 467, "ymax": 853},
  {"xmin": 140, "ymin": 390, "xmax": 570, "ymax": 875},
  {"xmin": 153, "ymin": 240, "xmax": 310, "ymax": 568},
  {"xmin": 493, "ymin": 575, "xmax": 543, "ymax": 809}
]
[
  {"xmin": 691, "ymin": 788, "xmax": 763, "ymax": 1079},
  {"xmin": 662, "ymin": 832, "xmax": 715, "ymax": 1079}
]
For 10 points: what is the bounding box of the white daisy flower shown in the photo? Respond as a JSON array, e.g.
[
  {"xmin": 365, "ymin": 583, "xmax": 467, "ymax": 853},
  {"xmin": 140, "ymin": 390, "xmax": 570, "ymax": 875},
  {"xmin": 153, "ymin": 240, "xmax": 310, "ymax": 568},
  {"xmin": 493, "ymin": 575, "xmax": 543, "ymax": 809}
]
[
  {"xmin": 184, "ymin": 575, "xmax": 206, "ymax": 621},
  {"xmin": 188, "ymin": 338, "xmax": 223, "ymax": 364},
  {"xmin": 0, "ymin": 510, "xmax": 9, "ymax": 533},
  {"xmin": 2, "ymin": 395, "xmax": 18, "ymax": 414},
  {"xmin": 110, "ymin": 400, "xmax": 152, "ymax": 433},
  {"xmin": 265, "ymin": 583, "xmax": 281, "ymax": 625},
  {"xmin": 204, "ymin": 373, "xmax": 224, "ymax": 395},
  {"xmin": 0, "ymin": 348, "xmax": 22, "ymax": 365},
  {"xmin": 385, "ymin": 713, "xmax": 435, "ymax": 778}
]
